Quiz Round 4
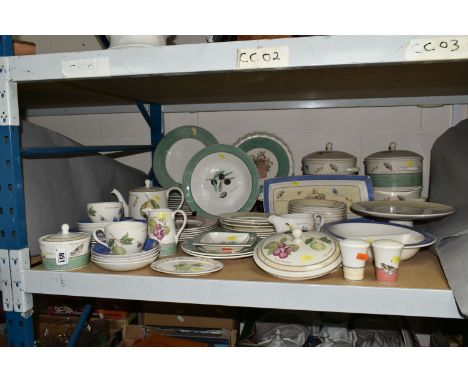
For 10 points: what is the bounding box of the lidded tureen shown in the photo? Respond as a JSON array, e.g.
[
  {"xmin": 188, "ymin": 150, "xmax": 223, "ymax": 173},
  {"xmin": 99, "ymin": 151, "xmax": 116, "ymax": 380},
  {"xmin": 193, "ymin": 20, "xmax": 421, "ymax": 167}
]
[
  {"xmin": 253, "ymin": 227, "xmax": 342, "ymax": 280},
  {"xmin": 302, "ymin": 142, "xmax": 359, "ymax": 175}
]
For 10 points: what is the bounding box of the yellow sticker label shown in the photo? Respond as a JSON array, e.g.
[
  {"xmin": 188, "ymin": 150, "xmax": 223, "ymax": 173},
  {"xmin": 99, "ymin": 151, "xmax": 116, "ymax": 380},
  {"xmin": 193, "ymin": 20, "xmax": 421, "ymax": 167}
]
[
  {"xmin": 391, "ymin": 256, "xmax": 401, "ymax": 264},
  {"xmin": 226, "ymin": 236, "xmax": 237, "ymax": 242},
  {"xmin": 218, "ymin": 153, "xmax": 225, "ymax": 159},
  {"xmin": 291, "ymin": 181, "xmax": 300, "ymax": 186},
  {"xmin": 300, "ymin": 255, "xmax": 314, "ymax": 261},
  {"xmin": 406, "ymin": 160, "xmax": 414, "ymax": 166},
  {"xmin": 191, "ymin": 127, "xmax": 197, "ymax": 136}
]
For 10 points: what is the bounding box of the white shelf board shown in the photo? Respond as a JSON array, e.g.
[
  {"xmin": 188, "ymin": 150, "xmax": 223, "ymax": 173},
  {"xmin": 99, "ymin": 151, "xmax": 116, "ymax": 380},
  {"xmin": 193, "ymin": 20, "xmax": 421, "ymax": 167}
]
[
  {"xmin": 10, "ymin": 36, "xmax": 423, "ymax": 82},
  {"xmin": 11, "ymin": 36, "xmax": 468, "ymax": 109},
  {"xmin": 22, "ymin": 252, "xmax": 463, "ymax": 319}
]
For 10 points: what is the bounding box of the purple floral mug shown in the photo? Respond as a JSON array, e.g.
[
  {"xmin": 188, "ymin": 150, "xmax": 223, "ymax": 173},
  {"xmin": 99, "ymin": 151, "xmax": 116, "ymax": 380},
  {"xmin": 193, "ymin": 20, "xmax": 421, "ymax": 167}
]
[{"xmin": 147, "ymin": 208, "xmax": 187, "ymax": 256}]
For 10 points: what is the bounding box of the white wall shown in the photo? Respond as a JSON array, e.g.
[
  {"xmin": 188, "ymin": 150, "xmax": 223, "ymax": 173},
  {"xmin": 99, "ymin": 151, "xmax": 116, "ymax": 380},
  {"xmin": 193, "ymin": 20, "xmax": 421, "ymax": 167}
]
[{"xmin": 20, "ymin": 36, "xmax": 468, "ymax": 196}]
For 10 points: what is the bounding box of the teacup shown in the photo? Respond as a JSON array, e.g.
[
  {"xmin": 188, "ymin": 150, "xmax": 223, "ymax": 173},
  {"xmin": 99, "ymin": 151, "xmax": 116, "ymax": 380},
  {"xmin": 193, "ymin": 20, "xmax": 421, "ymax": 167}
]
[
  {"xmin": 87, "ymin": 202, "xmax": 123, "ymax": 223},
  {"xmin": 93, "ymin": 221, "xmax": 147, "ymax": 255}
]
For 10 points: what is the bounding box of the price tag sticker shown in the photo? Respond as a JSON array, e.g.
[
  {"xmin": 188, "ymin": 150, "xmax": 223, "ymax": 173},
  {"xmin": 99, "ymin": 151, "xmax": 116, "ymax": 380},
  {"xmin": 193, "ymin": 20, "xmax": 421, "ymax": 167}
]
[
  {"xmin": 236, "ymin": 46, "xmax": 289, "ymax": 69},
  {"xmin": 405, "ymin": 37, "xmax": 468, "ymax": 61},
  {"xmin": 356, "ymin": 253, "xmax": 368, "ymax": 261},
  {"xmin": 55, "ymin": 249, "xmax": 69, "ymax": 266}
]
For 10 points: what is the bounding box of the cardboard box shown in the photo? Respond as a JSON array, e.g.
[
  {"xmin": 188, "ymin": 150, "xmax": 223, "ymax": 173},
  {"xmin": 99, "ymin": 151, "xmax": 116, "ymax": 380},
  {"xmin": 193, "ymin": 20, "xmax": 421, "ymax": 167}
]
[
  {"xmin": 13, "ymin": 40, "xmax": 36, "ymax": 56},
  {"xmin": 35, "ymin": 315, "xmax": 125, "ymax": 346},
  {"xmin": 122, "ymin": 324, "xmax": 236, "ymax": 347},
  {"xmin": 140, "ymin": 302, "xmax": 239, "ymax": 330}
]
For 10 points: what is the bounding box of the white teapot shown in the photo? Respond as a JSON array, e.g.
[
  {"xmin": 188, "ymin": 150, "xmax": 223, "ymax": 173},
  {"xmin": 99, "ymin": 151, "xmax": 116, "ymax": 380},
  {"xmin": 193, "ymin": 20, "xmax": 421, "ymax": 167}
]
[{"xmin": 111, "ymin": 179, "xmax": 184, "ymax": 219}]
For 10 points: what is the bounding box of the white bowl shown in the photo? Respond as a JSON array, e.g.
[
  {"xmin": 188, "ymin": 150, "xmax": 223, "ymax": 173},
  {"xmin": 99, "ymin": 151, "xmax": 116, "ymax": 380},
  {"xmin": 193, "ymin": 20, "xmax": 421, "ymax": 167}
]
[
  {"xmin": 325, "ymin": 219, "xmax": 435, "ymax": 260},
  {"xmin": 92, "ymin": 256, "xmax": 156, "ymax": 271}
]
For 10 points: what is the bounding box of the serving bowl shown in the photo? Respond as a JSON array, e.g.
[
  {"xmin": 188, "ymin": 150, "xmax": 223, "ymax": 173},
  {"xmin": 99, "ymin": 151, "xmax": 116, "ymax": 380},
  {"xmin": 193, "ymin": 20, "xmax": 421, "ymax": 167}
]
[{"xmin": 324, "ymin": 218, "xmax": 435, "ymax": 260}]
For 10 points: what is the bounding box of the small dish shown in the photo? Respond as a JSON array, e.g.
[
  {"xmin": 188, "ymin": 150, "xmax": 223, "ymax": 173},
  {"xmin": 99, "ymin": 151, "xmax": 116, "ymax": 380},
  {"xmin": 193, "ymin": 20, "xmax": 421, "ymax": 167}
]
[
  {"xmin": 193, "ymin": 231, "xmax": 257, "ymax": 253},
  {"xmin": 182, "ymin": 237, "xmax": 256, "ymax": 257}
]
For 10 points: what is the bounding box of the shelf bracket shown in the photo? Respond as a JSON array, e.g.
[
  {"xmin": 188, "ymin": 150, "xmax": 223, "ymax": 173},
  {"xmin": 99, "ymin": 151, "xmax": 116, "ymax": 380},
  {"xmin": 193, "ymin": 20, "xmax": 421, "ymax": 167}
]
[
  {"xmin": 0, "ymin": 249, "xmax": 13, "ymax": 311},
  {"xmin": 0, "ymin": 248, "xmax": 35, "ymax": 346},
  {"xmin": 9, "ymin": 248, "xmax": 33, "ymax": 313}
]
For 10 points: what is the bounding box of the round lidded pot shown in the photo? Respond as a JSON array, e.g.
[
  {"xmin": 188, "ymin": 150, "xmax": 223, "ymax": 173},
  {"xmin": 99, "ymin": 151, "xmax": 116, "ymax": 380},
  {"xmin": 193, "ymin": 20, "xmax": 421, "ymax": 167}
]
[
  {"xmin": 364, "ymin": 142, "xmax": 423, "ymax": 187},
  {"xmin": 302, "ymin": 142, "xmax": 359, "ymax": 175},
  {"xmin": 253, "ymin": 227, "xmax": 342, "ymax": 280},
  {"xmin": 38, "ymin": 224, "xmax": 91, "ymax": 271}
]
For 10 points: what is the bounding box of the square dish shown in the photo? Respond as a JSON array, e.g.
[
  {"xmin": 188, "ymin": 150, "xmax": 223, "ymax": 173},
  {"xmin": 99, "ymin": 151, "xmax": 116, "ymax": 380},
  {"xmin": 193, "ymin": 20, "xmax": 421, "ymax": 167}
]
[
  {"xmin": 193, "ymin": 232, "xmax": 257, "ymax": 253},
  {"xmin": 263, "ymin": 175, "xmax": 374, "ymax": 218}
]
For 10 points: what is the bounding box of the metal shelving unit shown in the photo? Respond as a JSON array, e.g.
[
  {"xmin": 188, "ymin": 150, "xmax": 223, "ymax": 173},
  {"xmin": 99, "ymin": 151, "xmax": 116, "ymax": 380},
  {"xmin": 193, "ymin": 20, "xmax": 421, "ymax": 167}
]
[{"xmin": 1, "ymin": 35, "xmax": 468, "ymax": 346}]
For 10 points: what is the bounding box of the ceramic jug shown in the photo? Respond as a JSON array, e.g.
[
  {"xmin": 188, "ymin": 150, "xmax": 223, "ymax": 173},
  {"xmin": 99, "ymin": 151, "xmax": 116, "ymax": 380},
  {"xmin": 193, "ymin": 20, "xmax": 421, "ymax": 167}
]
[
  {"xmin": 146, "ymin": 208, "xmax": 187, "ymax": 256},
  {"xmin": 111, "ymin": 179, "xmax": 184, "ymax": 219}
]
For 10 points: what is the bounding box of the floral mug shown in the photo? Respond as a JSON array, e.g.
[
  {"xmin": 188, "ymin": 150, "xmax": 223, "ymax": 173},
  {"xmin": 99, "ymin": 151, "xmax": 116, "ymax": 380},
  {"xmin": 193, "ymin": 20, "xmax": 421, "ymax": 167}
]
[{"xmin": 147, "ymin": 208, "xmax": 187, "ymax": 256}]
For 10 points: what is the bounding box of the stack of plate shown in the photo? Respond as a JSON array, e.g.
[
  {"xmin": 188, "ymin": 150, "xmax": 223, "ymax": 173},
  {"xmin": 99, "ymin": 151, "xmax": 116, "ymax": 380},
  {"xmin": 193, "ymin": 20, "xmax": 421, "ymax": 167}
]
[
  {"xmin": 253, "ymin": 230, "xmax": 342, "ymax": 280},
  {"xmin": 91, "ymin": 239, "xmax": 160, "ymax": 271},
  {"xmin": 181, "ymin": 232, "xmax": 258, "ymax": 260},
  {"xmin": 218, "ymin": 212, "xmax": 276, "ymax": 239},
  {"xmin": 169, "ymin": 193, "xmax": 194, "ymax": 216},
  {"xmin": 288, "ymin": 199, "xmax": 347, "ymax": 223},
  {"xmin": 176, "ymin": 216, "xmax": 219, "ymax": 242}
]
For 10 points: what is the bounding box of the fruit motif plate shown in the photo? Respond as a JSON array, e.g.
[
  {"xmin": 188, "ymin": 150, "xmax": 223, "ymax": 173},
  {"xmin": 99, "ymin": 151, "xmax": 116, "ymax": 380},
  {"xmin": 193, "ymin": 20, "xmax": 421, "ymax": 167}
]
[
  {"xmin": 263, "ymin": 175, "xmax": 374, "ymax": 218},
  {"xmin": 183, "ymin": 144, "xmax": 260, "ymax": 217},
  {"xmin": 233, "ymin": 131, "xmax": 294, "ymax": 185},
  {"xmin": 154, "ymin": 125, "xmax": 218, "ymax": 188},
  {"xmin": 150, "ymin": 256, "xmax": 224, "ymax": 276}
]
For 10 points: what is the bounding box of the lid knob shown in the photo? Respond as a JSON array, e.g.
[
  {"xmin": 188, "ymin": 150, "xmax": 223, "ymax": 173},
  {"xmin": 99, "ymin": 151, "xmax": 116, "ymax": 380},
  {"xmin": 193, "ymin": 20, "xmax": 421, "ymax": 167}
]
[
  {"xmin": 144, "ymin": 179, "xmax": 152, "ymax": 188},
  {"xmin": 292, "ymin": 228, "xmax": 302, "ymax": 244},
  {"xmin": 325, "ymin": 142, "xmax": 333, "ymax": 152},
  {"xmin": 61, "ymin": 224, "xmax": 70, "ymax": 234},
  {"xmin": 388, "ymin": 142, "xmax": 397, "ymax": 152}
]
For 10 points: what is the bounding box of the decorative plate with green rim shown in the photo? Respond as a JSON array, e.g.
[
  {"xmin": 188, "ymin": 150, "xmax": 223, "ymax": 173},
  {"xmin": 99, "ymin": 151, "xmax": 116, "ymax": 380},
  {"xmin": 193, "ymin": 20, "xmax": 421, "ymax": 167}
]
[
  {"xmin": 233, "ymin": 131, "xmax": 294, "ymax": 185},
  {"xmin": 182, "ymin": 144, "xmax": 260, "ymax": 217},
  {"xmin": 154, "ymin": 125, "xmax": 218, "ymax": 188}
]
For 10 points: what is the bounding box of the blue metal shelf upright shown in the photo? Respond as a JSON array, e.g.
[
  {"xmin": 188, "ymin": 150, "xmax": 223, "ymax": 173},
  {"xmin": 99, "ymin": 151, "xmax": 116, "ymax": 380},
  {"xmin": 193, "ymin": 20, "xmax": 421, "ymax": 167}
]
[
  {"xmin": 0, "ymin": 36, "xmax": 164, "ymax": 345},
  {"xmin": 0, "ymin": 35, "xmax": 35, "ymax": 346}
]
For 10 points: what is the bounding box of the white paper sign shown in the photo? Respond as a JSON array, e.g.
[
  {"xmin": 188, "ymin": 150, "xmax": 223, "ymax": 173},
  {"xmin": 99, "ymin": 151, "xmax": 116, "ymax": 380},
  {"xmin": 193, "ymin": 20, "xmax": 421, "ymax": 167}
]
[
  {"xmin": 405, "ymin": 37, "xmax": 468, "ymax": 61},
  {"xmin": 55, "ymin": 248, "xmax": 69, "ymax": 265},
  {"xmin": 236, "ymin": 46, "xmax": 289, "ymax": 69}
]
